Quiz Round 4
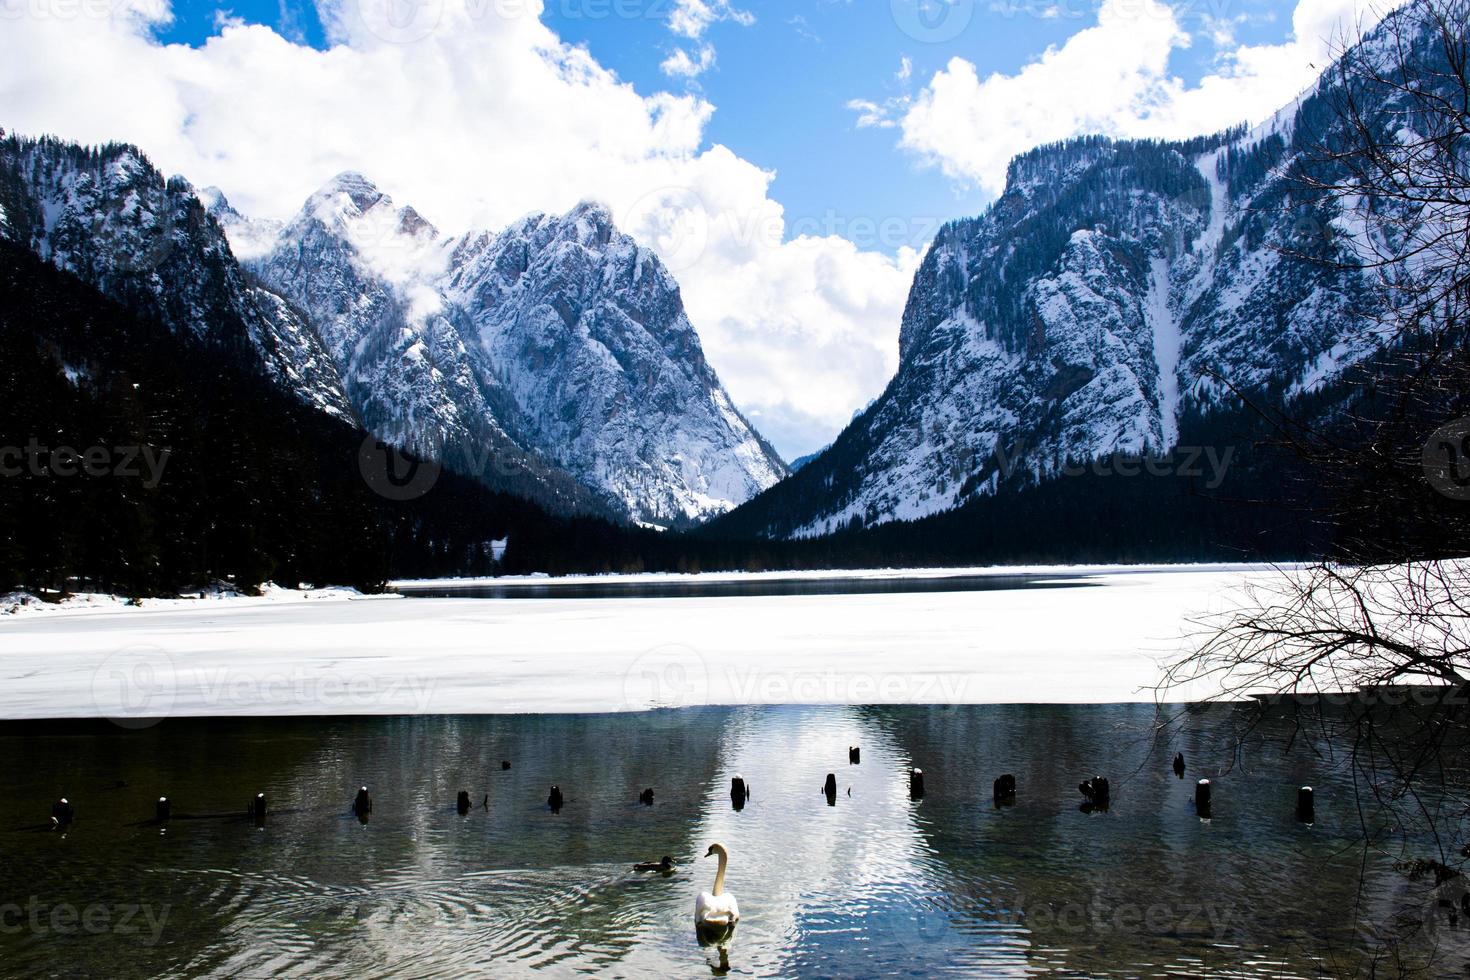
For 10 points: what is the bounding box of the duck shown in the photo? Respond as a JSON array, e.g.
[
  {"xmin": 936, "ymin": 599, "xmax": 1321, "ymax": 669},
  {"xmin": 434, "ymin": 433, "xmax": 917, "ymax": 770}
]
[
  {"xmin": 695, "ymin": 843, "xmax": 740, "ymax": 931},
  {"xmin": 634, "ymin": 855, "xmax": 675, "ymax": 873}
]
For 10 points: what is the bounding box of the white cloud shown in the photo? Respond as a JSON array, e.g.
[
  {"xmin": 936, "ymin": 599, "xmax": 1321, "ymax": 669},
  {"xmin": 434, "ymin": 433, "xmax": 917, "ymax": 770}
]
[
  {"xmin": 876, "ymin": 0, "xmax": 1402, "ymax": 196},
  {"xmin": 668, "ymin": 0, "xmax": 754, "ymax": 40},
  {"xmin": 846, "ymin": 98, "xmax": 898, "ymax": 129},
  {"xmin": 661, "ymin": 43, "xmax": 716, "ymax": 79},
  {"xmin": 662, "ymin": 0, "xmax": 752, "ymax": 88},
  {"xmin": 1199, "ymin": 12, "xmax": 1246, "ymax": 51},
  {"xmin": 0, "ymin": 0, "xmax": 909, "ymax": 460}
]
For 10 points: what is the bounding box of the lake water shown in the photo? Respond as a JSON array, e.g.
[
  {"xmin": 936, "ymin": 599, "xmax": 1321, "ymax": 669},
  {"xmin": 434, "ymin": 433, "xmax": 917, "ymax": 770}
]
[
  {"xmin": 2, "ymin": 704, "xmax": 1466, "ymax": 977},
  {"xmin": 394, "ymin": 572, "xmax": 1095, "ymax": 600}
]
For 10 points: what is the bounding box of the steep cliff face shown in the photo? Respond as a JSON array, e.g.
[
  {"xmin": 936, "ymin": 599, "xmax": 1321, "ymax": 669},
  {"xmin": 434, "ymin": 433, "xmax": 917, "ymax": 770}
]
[
  {"xmin": 441, "ymin": 202, "xmax": 786, "ymax": 524},
  {"xmin": 247, "ymin": 177, "xmax": 785, "ymax": 525},
  {"xmin": 244, "ymin": 172, "xmax": 553, "ymax": 507},
  {"xmin": 0, "ymin": 136, "xmax": 352, "ymax": 419},
  {"xmin": 719, "ymin": 5, "xmax": 1429, "ymax": 539}
]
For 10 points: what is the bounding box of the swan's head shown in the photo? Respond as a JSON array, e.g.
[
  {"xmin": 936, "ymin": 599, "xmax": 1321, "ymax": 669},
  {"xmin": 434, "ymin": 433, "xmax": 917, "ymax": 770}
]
[{"xmin": 705, "ymin": 842, "xmax": 728, "ymax": 859}]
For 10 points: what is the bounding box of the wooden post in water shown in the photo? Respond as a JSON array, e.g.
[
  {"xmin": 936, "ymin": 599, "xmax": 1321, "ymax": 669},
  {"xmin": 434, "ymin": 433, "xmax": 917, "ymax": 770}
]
[
  {"xmin": 457, "ymin": 790, "xmax": 472, "ymax": 815},
  {"xmin": 1195, "ymin": 779, "xmax": 1212, "ymax": 818},
  {"xmin": 547, "ymin": 786, "xmax": 564, "ymax": 812},
  {"xmin": 993, "ymin": 773, "xmax": 1016, "ymax": 804},
  {"xmin": 249, "ymin": 793, "xmax": 267, "ymax": 824},
  {"xmin": 156, "ymin": 797, "xmax": 171, "ymax": 823},
  {"xmin": 730, "ymin": 776, "xmax": 748, "ymax": 811},
  {"xmin": 848, "ymin": 746, "xmax": 861, "ymax": 765},
  {"xmin": 1296, "ymin": 786, "xmax": 1314, "ymax": 823},
  {"xmin": 1078, "ymin": 776, "xmax": 1110, "ymax": 809},
  {"xmin": 1173, "ymin": 753, "xmax": 1186, "ymax": 778},
  {"xmin": 909, "ymin": 768, "xmax": 925, "ymax": 800},
  {"xmin": 501, "ymin": 761, "xmax": 511, "ymax": 771},
  {"xmin": 51, "ymin": 798, "xmax": 74, "ymax": 829},
  {"xmin": 354, "ymin": 786, "xmax": 372, "ymax": 819},
  {"xmin": 639, "ymin": 788, "xmax": 655, "ymax": 806},
  {"xmin": 823, "ymin": 773, "xmax": 838, "ymax": 805}
]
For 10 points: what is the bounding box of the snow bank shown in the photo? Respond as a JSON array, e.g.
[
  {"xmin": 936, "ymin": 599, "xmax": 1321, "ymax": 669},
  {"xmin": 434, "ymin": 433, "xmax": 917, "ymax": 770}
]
[
  {"xmin": 0, "ymin": 583, "xmax": 386, "ymax": 619},
  {"xmin": 0, "ymin": 566, "xmax": 1272, "ymax": 719}
]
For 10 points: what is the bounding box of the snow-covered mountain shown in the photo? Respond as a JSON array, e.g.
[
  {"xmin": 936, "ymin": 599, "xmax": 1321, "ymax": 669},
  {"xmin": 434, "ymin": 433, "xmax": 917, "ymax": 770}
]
[
  {"xmin": 0, "ymin": 135, "xmax": 784, "ymax": 524},
  {"xmin": 241, "ymin": 174, "xmax": 785, "ymax": 525},
  {"xmin": 721, "ymin": 6, "xmax": 1428, "ymax": 539},
  {"xmin": 0, "ymin": 136, "xmax": 352, "ymax": 419}
]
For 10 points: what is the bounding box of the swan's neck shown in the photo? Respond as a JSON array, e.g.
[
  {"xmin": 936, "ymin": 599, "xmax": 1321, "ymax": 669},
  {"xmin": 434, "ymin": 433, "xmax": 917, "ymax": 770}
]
[{"xmin": 712, "ymin": 849, "xmax": 728, "ymax": 897}]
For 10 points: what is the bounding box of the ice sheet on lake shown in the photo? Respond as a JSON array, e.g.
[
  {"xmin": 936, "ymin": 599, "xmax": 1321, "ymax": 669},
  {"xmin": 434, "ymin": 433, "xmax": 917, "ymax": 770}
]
[{"xmin": 0, "ymin": 566, "xmax": 1273, "ymax": 719}]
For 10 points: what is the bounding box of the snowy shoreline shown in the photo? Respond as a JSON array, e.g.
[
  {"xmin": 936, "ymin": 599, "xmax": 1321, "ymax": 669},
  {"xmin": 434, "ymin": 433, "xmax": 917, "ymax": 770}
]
[
  {"xmin": 391, "ymin": 561, "xmax": 1292, "ymax": 589},
  {"xmin": 0, "ymin": 583, "xmax": 397, "ymax": 619},
  {"xmin": 1, "ymin": 562, "xmax": 1291, "ymax": 618},
  {"xmin": 0, "ymin": 565, "xmax": 1275, "ymax": 719}
]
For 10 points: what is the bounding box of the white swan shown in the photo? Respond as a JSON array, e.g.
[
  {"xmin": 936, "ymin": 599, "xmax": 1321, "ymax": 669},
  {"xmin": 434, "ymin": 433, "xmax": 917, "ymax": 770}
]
[{"xmin": 695, "ymin": 842, "xmax": 740, "ymax": 931}]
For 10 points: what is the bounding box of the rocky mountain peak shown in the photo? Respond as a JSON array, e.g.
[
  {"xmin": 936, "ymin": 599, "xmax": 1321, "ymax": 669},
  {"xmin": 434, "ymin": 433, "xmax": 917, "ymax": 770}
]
[{"xmin": 237, "ymin": 179, "xmax": 784, "ymax": 525}]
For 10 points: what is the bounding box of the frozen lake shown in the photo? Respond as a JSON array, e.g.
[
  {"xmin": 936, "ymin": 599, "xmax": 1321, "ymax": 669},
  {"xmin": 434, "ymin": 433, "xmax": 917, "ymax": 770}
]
[{"xmin": 0, "ymin": 566, "xmax": 1276, "ymax": 720}]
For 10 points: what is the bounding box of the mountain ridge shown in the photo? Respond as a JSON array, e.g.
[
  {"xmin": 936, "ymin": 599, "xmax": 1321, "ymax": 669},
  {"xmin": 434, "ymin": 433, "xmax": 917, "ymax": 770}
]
[
  {"xmin": 713, "ymin": 2, "xmax": 1432, "ymax": 539},
  {"xmin": 242, "ymin": 173, "xmax": 787, "ymax": 527}
]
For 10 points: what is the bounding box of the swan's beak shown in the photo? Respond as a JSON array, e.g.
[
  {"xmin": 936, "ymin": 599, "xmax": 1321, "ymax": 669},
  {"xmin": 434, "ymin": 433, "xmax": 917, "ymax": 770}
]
[{"xmin": 705, "ymin": 845, "xmax": 716, "ymax": 857}]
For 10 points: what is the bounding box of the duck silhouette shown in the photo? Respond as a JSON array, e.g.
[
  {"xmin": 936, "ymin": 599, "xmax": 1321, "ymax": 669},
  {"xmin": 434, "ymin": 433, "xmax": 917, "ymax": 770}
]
[{"xmin": 634, "ymin": 855, "xmax": 676, "ymax": 873}]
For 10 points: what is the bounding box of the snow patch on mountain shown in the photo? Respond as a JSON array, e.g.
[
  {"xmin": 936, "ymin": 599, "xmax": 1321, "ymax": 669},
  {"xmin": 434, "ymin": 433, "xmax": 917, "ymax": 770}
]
[{"xmin": 1146, "ymin": 256, "xmax": 1180, "ymax": 448}]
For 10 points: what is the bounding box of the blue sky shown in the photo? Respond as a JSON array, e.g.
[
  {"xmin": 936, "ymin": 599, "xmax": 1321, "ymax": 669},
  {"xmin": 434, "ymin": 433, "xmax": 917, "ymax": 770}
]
[
  {"xmin": 150, "ymin": 0, "xmax": 1306, "ymax": 256},
  {"xmin": 7, "ymin": 0, "xmax": 1362, "ymax": 457}
]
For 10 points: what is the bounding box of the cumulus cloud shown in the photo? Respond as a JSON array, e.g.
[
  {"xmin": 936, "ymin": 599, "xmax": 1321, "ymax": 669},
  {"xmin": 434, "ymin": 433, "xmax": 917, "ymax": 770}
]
[
  {"xmin": 868, "ymin": 0, "xmax": 1402, "ymax": 196},
  {"xmin": 0, "ymin": 0, "xmax": 910, "ymax": 460}
]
